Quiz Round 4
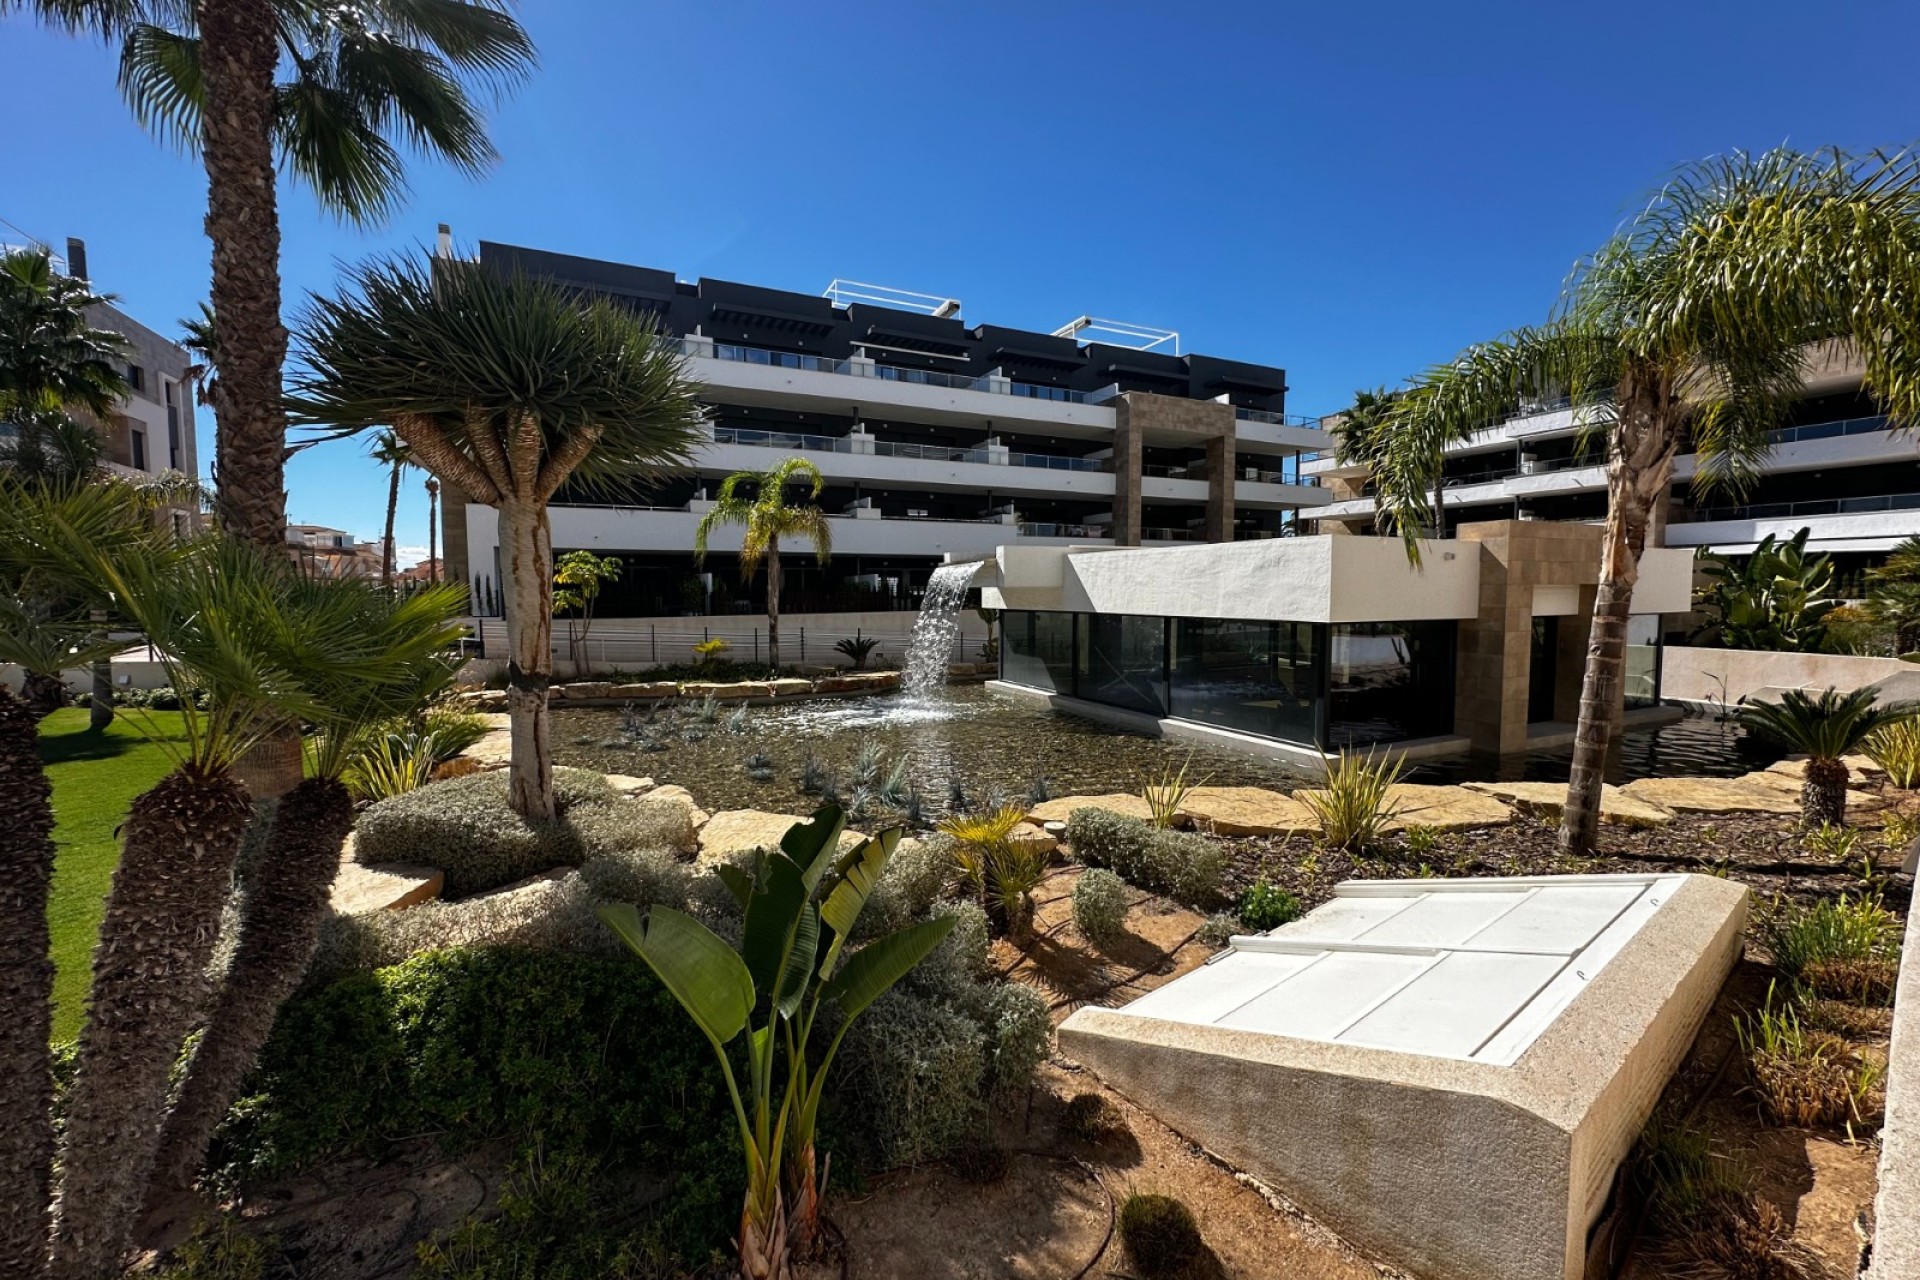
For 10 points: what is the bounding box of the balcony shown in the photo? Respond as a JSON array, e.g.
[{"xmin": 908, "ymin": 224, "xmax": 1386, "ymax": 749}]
[{"xmin": 708, "ymin": 425, "xmax": 1106, "ymax": 471}]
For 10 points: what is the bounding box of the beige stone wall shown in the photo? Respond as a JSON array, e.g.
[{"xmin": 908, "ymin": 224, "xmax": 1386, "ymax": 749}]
[{"xmin": 1113, "ymin": 392, "xmax": 1237, "ymax": 546}]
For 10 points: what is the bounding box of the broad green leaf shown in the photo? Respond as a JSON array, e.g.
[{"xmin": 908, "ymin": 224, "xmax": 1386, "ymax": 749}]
[
  {"xmin": 600, "ymin": 904, "xmax": 753, "ymax": 1046},
  {"xmin": 819, "ymin": 827, "xmax": 901, "ymax": 957},
  {"xmin": 781, "ymin": 804, "xmax": 846, "ymax": 893},
  {"xmin": 741, "ymin": 853, "xmax": 808, "ymax": 999},
  {"xmin": 714, "ymin": 862, "xmax": 755, "ymax": 912},
  {"xmin": 774, "ymin": 904, "xmax": 820, "ymax": 1023},
  {"xmin": 823, "ymin": 915, "xmax": 957, "ymax": 1019}
]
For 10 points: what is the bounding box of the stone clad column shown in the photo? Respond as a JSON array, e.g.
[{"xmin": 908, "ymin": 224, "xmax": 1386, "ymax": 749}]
[
  {"xmin": 1112, "ymin": 396, "xmax": 1144, "ymax": 546},
  {"xmin": 1115, "ymin": 392, "xmax": 1237, "ymax": 546},
  {"xmin": 1204, "ymin": 436, "xmax": 1235, "ymax": 542}
]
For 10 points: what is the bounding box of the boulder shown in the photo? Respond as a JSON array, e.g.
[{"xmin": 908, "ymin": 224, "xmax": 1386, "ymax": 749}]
[
  {"xmin": 1763, "ymin": 754, "xmax": 1885, "ymax": 781},
  {"xmin": 611, "ymin": 681, "xmax": 678, "ymax": 700},
  {"xmin": 1177, "ymin": 785, "xmax": 1316, "ymax": 837},
  {"xmin": 1008, "ymin": 821, "xmax": 1057, "ymax": 855},
  {"xmin": 698, "ymin": 809, "xmax": 866, "ymax": 866},
  {"xmin": 1027, "ymin": 793, "xmax": 1157, "ymax": 825},
  {"xmin": 813, "ymin": 676, "xmax": 862, "ymax": 695},
  {"xmin": 560, "ymin": 681, "xmax": 613, "ymax": 700},
  {"xmin": 603, "ymin": 774, "xmax": 656, "ymax": 797},
  {"xmin": 645, "ymin": 783, "xmax": 710, "ymax": 830},
  {"xmin": 1619, "ymin": 776, "xmax": 1800, "ymax": 815},
  {"xmin": 1461, "ymin": 780, "xmax": 1674, "ymax": 828},
  {"xmin": 768, "ymin": 678, "xmax": 814, "ymax": 698},
  {"xmin": 455, "ymin": 689, "xmax": 508, "ymax": 712},
  {"xmin": 460, "ymin": 729, "xmax": 513, "ymax": 769},
  {"xmin": 330, "ymin": 861, "xmax": 443, "ymax": 915},
  {"xmin": 681, "ymin": 681, "xmax": 772, "ymax": 700}
]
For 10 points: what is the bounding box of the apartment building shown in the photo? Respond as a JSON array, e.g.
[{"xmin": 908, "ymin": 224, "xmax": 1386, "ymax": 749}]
[
  {"xmin": 286, "ymin": 524, "xmax": 387, "ymax": 579},
  {"xmin": 1303, "ymin": 346, "xmax": 1920, "ymax": 584},
  {"xmin": 443, "ymin": 240, "xmax": 1332, "ymax": 618}
]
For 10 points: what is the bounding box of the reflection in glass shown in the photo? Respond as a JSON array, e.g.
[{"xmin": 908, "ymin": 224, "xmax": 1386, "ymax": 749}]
[
  {"xmin": 1327, "ymin": 621, "xmax": 1455, "ymax": 747},
  {"xmin": 1079, "ymin": 614, "xmax": 1168, "ymax": 714},
  {"xmin": 1002, "ymin": 610, "xmax": 1076, "ymax": 694},
  {"xmin": 1624, "ymin": 614, "xmax": 1662, "ymax": 708},
  {"xmin": 1170, "ymin": 619, "xmax": 1322, "ymax": 744}
]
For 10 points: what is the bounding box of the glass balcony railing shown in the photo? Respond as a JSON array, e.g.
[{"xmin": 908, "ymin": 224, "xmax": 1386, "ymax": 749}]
[
  {"xmin": 1234, "ymin": 407, "xmax": 1323, "ymax": 428},
  {"xmin": 1765, "ymin": 414, "xmax": 1890, "ymax": 444},
  {"xmin": 709, "ymin": 425, "xmax": 1106, "ymax": 471},
  {"xmin": 684, "ymin": 338, "xmax": 1088, "ymax": 404},
  {"xmin": 1688, "ymin": 490, "xmax": 1920, "ymax": 523}
]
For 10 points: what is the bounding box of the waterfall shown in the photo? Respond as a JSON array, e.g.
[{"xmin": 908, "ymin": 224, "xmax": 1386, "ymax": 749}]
[{"xmin": 901, "ymin": 562, "xmax": 977, "ymax": 701}]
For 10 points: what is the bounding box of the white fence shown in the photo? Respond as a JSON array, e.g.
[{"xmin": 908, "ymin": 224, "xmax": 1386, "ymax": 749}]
[{"xmin": 472, "ymin": 609, "xmax": 991, "ymax": 671}]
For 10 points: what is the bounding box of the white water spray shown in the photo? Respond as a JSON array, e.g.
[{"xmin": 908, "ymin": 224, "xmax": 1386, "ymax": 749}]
[{"xmin": 901, "ymin": 562, "xmax": 977, "ymax": 702}]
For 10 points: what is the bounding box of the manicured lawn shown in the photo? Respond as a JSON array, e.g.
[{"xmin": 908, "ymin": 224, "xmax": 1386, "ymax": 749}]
[{"xmin": 39, "ymin": 707, "xmax": 190, "ymax": 1044}]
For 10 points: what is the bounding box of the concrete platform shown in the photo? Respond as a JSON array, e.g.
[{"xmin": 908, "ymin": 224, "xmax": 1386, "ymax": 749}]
[{"xmin": 1059, "ymin": 873, "xmax": 1749, "ymax": 1280}]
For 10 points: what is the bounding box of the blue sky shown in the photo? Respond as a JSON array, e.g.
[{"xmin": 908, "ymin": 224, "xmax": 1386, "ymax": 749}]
[{"xmin": 2, "ymin": 0, "xmax": 1914, "ymax": 562}]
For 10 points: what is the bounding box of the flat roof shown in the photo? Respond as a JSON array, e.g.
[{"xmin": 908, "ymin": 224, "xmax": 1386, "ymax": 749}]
[{"xmin": 1113, "ymin": 874, "xmax": 1685, "ymax": 1066}]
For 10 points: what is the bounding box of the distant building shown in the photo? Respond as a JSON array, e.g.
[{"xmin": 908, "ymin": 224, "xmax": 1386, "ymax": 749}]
[
  {"xmin": 287, "ymin": 524, "xmax": 386, "ymax": 579},
  {"xmin": 395, "ymin": 557, "xmax": 442, "ymax": 585}
]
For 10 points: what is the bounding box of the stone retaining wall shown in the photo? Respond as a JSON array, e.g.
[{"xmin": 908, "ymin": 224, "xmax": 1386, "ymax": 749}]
[{"xmin": 1868, "ymin": 902, "xmax": 1920, "ymax": 1278}]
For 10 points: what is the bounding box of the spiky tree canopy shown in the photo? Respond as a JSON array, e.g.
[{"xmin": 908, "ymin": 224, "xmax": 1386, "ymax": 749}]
[
  {"xmin": 287, "ymin": 253, "xmax": 708, "ymax": 503},
  {"xmin": 1367, "ymin": 148, "xmax": 1920, "ymax": 548},
  {"xmin": 694, "ymin": 456, "xmax": 834, "ymax": 578}
]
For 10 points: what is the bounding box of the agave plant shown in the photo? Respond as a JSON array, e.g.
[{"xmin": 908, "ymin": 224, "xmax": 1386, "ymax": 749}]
[
  {"xmin": 601, "ymin": 806, "xmax": 953, "ymax": 1274},
  {"xmin": 1736, "ymin": 687, "xmax": 1920, "ymax": 827}
]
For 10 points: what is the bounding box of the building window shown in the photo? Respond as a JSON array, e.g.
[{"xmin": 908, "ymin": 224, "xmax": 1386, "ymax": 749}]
[
  {"xmin": 127, "ymin": 363, "xmax": 145, "ymax": 393},
  {"xmin": 130, "ymin": 429, "xmax": 147, "ymax": 471},
  {"xmin": 164, "ymin": 380, "xmax": 181, "ymax": 469},
  {"xmin": 1003, "ymin": 611, "xmax": 1077, "ymax": 694},
  {"xmin": 1624, "ymin": 614, "xmax": 1663, "ymax": 708},
  {"xmin": 1171, "ymin": 618, "xmax": 1324, "ymax": 745},
  {"xmin": 1327, "ymin": 621, "xmax": 1456, "ymax": 747},
  {"xmin": 1078, "ymin": 614, "xmax": 1169, "ymax": 716}
]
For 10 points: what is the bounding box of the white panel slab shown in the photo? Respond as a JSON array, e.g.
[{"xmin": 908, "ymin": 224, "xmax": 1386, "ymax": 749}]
[
  {"xmin": 1218, "ymin": 952, "xmax": 1432, "ymax": 1039},
  {"xmin": 1270, "ymin": 895, "xmax": 1409, "ymax": 941},
  {"xmin": 1122, "ymin": 952, "xmax": 1320, "ymax": 1025},
  {"xmin": 1342, "ymin": 951, "xmax": 1569, "ymax": 1058},
  {"xmin": 1468, "ymin": 884, "xmax": 1644, "ymax": 954},
  {"xmin": 1352, "ymin": 890, "xmax": 1529, "ymax": 948}
]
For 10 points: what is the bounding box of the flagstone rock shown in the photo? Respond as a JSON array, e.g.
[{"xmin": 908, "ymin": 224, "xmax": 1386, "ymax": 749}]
[
  {"xmin": 697, "ymin": 809, "xmax": 866, "ymax": 866},
  {"xmin": 603, "ymin": 774, "xmax": 655, "ymax": 797},
  {"xmin": 1176, "ymin": 786, "xmax": 1317, "ymax": 837},
  {"xmin": 1461, "ymin": 780, "xmax": 1674, "ymax": 827},
  {"xmin": 1620, "ymin": 776, "xmax": 1801, "ymax": 815},
  {"xmin": 1028, "ymin": 793, "xmax": 1158, "ymax": 826}
]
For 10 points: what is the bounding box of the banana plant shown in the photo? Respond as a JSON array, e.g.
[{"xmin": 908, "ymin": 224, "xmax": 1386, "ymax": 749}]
[{"xmin": 600, "ymin": 805, "xmax": 953, "ymax": 1277}]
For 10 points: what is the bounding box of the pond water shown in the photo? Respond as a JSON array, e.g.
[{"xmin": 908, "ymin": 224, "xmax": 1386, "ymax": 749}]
[{"xmin": 551, "ymin": 684, "xmax": 1783, "ymax": 818}]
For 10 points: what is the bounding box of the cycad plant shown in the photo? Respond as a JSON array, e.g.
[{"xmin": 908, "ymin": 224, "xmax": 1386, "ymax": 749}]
[
  {"xmin": 288, "ymin": 252, "xmax": 705, "ymax": 818},
  {"xmin": 1359, "ymin": 147, "xmax": 1920, "ymax": 855},
  {"xmin": 696, "ymin": 458, "xmax": 834, "ymax": 674},
  {"xmin": 1735, "ymin": 687, "xmax": 1919, "ymax": 827},
  {"xmin": 15, "ymin": 0, "xmax": 537, "ymax": 548},
  {"xmin": 601, "ymin": 806, "xmax": 954, "ymax": 1275}
]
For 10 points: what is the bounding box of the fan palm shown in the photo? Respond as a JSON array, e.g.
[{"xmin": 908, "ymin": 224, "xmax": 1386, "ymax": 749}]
[
  {"xmin": 1735, "ymin": 687, "xmax": 1919, "ymax": 827},
  {"xmin": 370, "ymin": 429, "xmax": 414, "ymax": 586},
  {"xmin": 1365, "ymin": 147, "xmax": 1920, "ymax": 855},
  {"xmin": 12, "ymin": 0, "xmax": 536, "ymax": 548},
  {"xmin": 0, "ymin": 245, "xmax": 130, "ymax": 424},
  {"xmin": 144, "ymin": 578, "xmax": 467, "ymax": 1210},
  {"xmin": 695, "ymin": 458, "xmax": 834, "ymax": 674},
  {"xmin": 286, "ymin": 252, "xmax": 706, "ymax": 818}
]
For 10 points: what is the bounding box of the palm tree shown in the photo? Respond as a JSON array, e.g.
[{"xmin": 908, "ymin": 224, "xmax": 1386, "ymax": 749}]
[
  {"xmin": 1364, "ymin": 147, "xmax": 1920, "ymax": 856},
  {"xmin": 144, "ymin": 579, "xmax": 467, "ymax": 1211},
  {"xmin": 425, "ymin": 474, "xmax": 441, "ymax": 583},
  {"xmin": 695, "ymin": 458, "xmax": 833, "ymax": 674},
  {"xmin": 370, "ymin": 429, "xmax": 413, "ymax": 587},
  {"xmin": 1736, "ymin": 687, "xmax": 1919, "ymax": 827},
  {"xmin": 0, "ymin": 245, "xmax": 130, "ymax": 425},
  {"xmin": 286, "ymin": 252, "xmax": 706, "ymax": 818},
  {"xmin": 15, "ymin": 0, "xmax": 536, "ymax": 548},
  {"xmin": 1866, "ymin": 535, "xmax": 1920, "ymax": 654}
]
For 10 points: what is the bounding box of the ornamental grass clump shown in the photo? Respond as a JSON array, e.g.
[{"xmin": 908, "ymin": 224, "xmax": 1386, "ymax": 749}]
[
  {"xmin": 1764, "ymin": 894, "xmax": 1902, "ymax": 1004},
  {"xmin": 1140, "ymin": 752, "xmax": 1208, "ymax": 829},
  {"xmin": 941, "ymin": 804, "xmax": 1049, "ymax": 938},
  {"xmin": 1868, "ymin": 718, "xmax": 1920, "ymax": 789},
  {"xmin": 1734, "ymin": 985, "xmax": 1884, "ymax": 1129},
  {"xmin": 1118, "ymin": 1193, "xmax": 1203, "ymax": 1279},
  {"xmin": 1300, "ymin": 749, "xmax": 1404, "ymax": 852}
]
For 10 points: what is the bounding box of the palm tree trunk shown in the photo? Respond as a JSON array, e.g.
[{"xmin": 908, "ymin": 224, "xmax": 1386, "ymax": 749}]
[
  {"xmin": 766, "ymin": 543, "xmax": 781, "ymax": 673},
  {"xmin": 143, "ymin": 777, "xmax": 352, "ymax": 1210},
  {"xmin": 0, "ymin": 688, "xmax": 56, "ymax": 1280},
  {"xmin": 381, "ymin": 464, "xmax": 401, "ymax": 588},
  {"xmin": 48, "ymin": 766, "xmax": 253, "ymax": 1280},
  {"xmin": 740, "ymin": 1182, "xmax": 792, "ymax": 1280},
  {"xmin": 199, "ymin": 0, "xmax": 289, "ymax": 550},
  {"xmin": 1559, "ymin": 370, "xmax": 1676, "ymax": 857},
  {"xmin": 89, "ymin": 610, "xmax": 114, "ymax": 731},
  {"xmin": 1802, "ymin": 758, "xmax": 1849, "ymax": 828},
  {"xmin": 500, "ymin": 501, "xmax": 555, "ymax": 818},
  {"xmin": 427, "ymin": 484, "xmax": 439, "ymax": 582}
]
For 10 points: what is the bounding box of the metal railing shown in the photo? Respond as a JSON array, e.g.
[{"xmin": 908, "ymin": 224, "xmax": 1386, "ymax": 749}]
[
  {"xmin": 1234, "ymin": 407, "xmax": 1324, "ymax": 428},
  {"xmin": 475, "ymin": 617, "xmax": 985, "ymax": 671},
  {"xmin": 708, "ymin": 425, "xmax": 1109, "ymax": 472},
  {"xmin": 1765, "ymin": 414, "xmax": 1890, "ymax": 444}
]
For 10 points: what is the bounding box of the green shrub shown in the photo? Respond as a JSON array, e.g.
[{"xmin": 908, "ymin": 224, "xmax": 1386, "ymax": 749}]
[
  {"xmin": 981, "ymin": 980, "xmax": 1052, "ymax": 1098},
  {"xmin": 570, "ymin": 793, "xmax": 699, "ymax": 856},
  {"xmin": 1072, "ymin": 868, "xmax": 1131, "ymax": 946},
  {"xmin": 1064, "ymin": 808, "xmax": 1225, "ymax": 907},
  {"xmin": 1196, "ymin": 912, "xmax": 1239, "ymax": 947},
  {"xmin": 352, "ymin": 768, "xmax": 616, "ymax": 895},
  {"xmin": 218, "ymin": 948, "xmax": 738, "ymax": 1260},
  {"xmin": 902, "ymin": 900, "xmax": 991, "ymax": 1005},
  {"xmin": 1234, "ymin": 878, "xmax": 1302, "ymax": 932},
  {"xmin": 831, "ymin": 987, "xmax": 997, "ymax": 1169},
  {"xmin": 424, "ymin": 706, "xmax": 493, "ymax": 761},
  {"xmin": 1118, "ymin": 1193, "xmax": 1202, "ymax": 1278},
  {"xmin": 857, "ymin": 834, "xmax": 957, "ymax": 936},
  {"xmin": 1300, "ymin": 750, "xmax": 1403, "ymax": 852},
  {"xmin": 1804, "ymin": 823, "xmax": 1860, "ymax": 863},
  {"xmin": 1765, "ymin": 894, "xmax": 1902, "ymax": 1003},
  {"xmin": 1059, "ymin": 1092, "xmax": 1129, "ymax": 1144},
  {"xmin": 154, "ymin": 1215, "xmax": 268, "ymax": 1280}
]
